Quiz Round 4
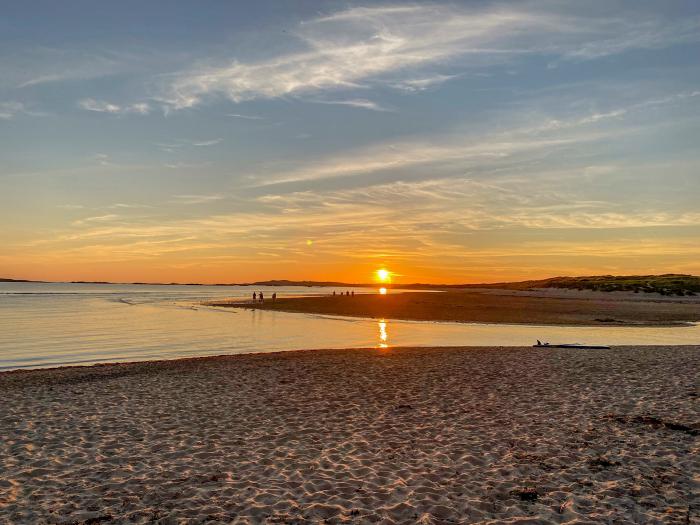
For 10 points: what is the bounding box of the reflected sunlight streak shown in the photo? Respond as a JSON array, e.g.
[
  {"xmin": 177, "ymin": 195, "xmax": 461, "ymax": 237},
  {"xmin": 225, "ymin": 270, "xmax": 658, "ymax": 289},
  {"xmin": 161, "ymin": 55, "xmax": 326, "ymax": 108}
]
[{"xmin": 378, "ymin": 319, "xmax": 388, "ymax": 348}]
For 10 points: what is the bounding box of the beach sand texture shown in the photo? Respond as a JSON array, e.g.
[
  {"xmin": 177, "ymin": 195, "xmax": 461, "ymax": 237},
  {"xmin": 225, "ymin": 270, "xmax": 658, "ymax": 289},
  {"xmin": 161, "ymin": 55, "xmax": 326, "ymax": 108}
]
[{"xmin": 1, "ymin": 346, "xmax": 698, "ymax": 524}]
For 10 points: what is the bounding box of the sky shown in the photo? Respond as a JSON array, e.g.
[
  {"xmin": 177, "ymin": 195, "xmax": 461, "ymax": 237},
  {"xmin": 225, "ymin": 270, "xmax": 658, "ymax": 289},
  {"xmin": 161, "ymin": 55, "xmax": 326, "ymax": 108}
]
[{"xmin": 1, "ymin": 1, "xmax": 699, "ymax": 284}]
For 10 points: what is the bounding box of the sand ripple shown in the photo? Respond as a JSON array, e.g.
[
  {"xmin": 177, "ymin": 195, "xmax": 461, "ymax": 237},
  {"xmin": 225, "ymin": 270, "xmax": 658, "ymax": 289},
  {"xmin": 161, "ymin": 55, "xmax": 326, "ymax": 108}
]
[{"xmin": 0, "ymin": 346, "xmax": 698, "ymax": 524}]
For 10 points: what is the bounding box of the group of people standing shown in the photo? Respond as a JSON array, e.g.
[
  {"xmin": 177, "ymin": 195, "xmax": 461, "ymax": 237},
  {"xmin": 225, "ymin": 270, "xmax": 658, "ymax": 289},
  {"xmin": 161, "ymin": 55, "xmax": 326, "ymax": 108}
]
[
  {"xmin": 251, "ymin": 289, "xmax": 355, "ymax": 304},
  {"xmin": 252, "ymin": 291, "xmax": 276, "ymax": 303}
]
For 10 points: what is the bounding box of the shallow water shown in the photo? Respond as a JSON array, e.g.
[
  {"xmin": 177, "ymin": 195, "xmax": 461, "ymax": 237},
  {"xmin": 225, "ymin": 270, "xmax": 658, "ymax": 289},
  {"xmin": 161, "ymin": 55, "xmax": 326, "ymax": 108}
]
[{"xmin": 1, "ymin": 282, "xmax": 698, "ymax": 370}]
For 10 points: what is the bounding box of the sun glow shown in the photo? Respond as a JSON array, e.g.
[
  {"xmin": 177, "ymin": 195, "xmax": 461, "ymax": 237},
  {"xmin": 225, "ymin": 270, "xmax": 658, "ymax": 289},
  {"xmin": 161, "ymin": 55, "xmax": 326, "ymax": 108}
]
[
  {"xmin": 379, "ymin": 287, "xmax": 387, "ymax": 295},
  {"xmin": 375, "ymin": 268, "xmax": 391, "ymax": 282}
]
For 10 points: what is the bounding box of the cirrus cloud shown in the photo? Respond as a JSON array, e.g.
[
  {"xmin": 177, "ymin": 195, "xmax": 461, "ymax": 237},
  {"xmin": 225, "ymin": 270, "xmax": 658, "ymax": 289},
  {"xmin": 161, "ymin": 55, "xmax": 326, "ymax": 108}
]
[
  {"xmin": 157, "ymin": 4, "xmax": 700, "ymax": 110},
  {"xmin": 79, "ymin": 98, "xmax": 151, "ymax": 115}
]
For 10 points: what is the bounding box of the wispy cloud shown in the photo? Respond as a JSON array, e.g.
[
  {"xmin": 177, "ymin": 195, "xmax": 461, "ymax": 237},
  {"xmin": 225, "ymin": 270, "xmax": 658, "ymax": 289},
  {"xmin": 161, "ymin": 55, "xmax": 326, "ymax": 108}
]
[
  {"xmin": 107, "ymin": 203, "xmax": 151, "ymax": 209},
  {"xmin": 250, "ymin": 90, "xmax": 699, "ymax": 186},
  {"xmin": 227, "ymin": 113, "xmax": 263, "ymax": 120},
  {"xmin": 6, "ymin": 47, "xmax": 158, "ymax": 92},
  {"xmin": 390, "ymin": 74, "xmax": 460, "ymax": 92},
  {"xmin": 72, "ymin": 214, "xmax": 121, "ymax": 226},
  {"xmin": 0, "ymin": 101, "xmax": 46, "ymax": 119},
  {"xmin": 157, "ymin": 4, "xmax": 699, "ymax": 110},
  {"xmin": 250, "ymin": 126, "xmax": 598, "ymax": 187},
  {"xmin": 0, "ymin": 101, "xmax": 25, "ymax": 119},
  {"xmin": 560, "ymin": 17, "xmax": 700, "ymax": 61},
  {"xmin": 309, "ymin": 98, "xmax": 393, "ymax": 112},
  {"xmin": 171, "ymin": 194, "xmax": 224, "ymax": 205},
  {"xmin": 156, "ymin": 138, "xmax": 222, "ymax": 152},
  {"xmin": 164, "ymin": 161, "xmax": 212, "ymax": 169},
  {"xmin": 17, "ymin": 74, "xmax": 66, "ymax": 88},
  {"xmin": 190, "ymin": 138, "xmax": 222, "ymax": 147},
  {"xmin": 93, "ymin": 153, "xmax": 111, "ymax": 166},
  {"xmin": 24, "ymin": 170, "xmax": 700, "ymax": 275},
  {"xmin": 79, "ymin": 98, "xmax": 151, "ymax": 115},
  {"xmin": 256, "ymin": 176, "xmax": 700, "ymax": 233}
]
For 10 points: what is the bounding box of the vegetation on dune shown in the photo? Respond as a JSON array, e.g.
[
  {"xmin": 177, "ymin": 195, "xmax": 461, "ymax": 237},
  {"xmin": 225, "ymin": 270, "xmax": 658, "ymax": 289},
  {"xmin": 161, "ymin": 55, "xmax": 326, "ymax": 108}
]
[{"xmin": 467, "ymin": 274, "xmax": 700, "ymax": 296}]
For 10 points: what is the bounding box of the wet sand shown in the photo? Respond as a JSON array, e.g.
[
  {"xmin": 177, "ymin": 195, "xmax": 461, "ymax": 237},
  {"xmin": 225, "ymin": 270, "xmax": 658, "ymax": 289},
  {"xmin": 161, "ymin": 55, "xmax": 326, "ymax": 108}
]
[
  {"xmin": 211, "ymin": 290, "xmax": 700, "ymax": 326},
  {"xmin": 1, "ymin": 345, "xmax": 698, "ymax": 524}
]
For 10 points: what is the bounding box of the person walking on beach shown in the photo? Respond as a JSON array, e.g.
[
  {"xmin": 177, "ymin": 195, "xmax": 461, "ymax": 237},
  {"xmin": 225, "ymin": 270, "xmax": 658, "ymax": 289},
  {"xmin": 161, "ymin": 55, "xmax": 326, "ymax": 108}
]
[
  {"xmin": 253, "ymin": 292, "xmax": 256, "ymax": 302},
  {"xmin": 272, "ymin": 292, "xmax": 276, "ymax": 302},
  {"xmin": 259, "ymin": 291, "xmax": 264, "ymax": 303}
]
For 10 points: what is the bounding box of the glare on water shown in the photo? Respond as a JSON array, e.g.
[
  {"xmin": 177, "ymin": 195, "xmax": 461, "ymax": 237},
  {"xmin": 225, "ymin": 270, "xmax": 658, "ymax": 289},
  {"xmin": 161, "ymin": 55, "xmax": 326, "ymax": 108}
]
[
  {"xmin": 1, "ymin": 282, "xmax": 698, "ymax": 370},
  {"xmin": 378, "ymin": 319, "xmax": 388, "ymax": 348}
]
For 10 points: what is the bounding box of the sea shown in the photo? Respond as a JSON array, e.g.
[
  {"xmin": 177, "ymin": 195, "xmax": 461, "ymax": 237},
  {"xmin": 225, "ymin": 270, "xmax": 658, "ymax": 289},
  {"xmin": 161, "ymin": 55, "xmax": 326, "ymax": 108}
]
[{"xmin": 1, "ymin": 282, "xmax": 698, "ymax": 370}]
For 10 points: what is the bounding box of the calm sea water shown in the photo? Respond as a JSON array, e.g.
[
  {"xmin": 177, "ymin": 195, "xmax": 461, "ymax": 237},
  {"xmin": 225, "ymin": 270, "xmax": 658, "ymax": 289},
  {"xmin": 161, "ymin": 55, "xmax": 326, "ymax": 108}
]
[{"xmin": 1, "ymin": 282, "xmax": 698, "ymax": 370}]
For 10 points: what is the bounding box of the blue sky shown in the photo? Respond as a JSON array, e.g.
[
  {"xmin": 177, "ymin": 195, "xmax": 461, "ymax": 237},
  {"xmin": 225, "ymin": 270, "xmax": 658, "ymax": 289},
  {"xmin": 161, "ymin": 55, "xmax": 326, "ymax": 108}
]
[{"xmin": 2, "ymin": 1, "xmax": 699, "ymax": 283}]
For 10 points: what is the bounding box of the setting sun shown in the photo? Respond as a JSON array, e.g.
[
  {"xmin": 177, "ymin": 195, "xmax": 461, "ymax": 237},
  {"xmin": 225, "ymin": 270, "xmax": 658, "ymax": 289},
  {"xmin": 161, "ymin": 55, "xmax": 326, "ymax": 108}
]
[{"xmin": 376, "ymin": 268, "xmax": 391, "ymax": 283}]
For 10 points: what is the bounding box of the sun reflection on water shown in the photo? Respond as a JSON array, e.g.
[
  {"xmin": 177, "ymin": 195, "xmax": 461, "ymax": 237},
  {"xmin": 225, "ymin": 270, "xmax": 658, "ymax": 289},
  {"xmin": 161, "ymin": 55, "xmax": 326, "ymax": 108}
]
[
  {"xmin": 379, "ymin": 287, "xmax": 387, "ymax": 295},
  {"xmin": 378, "ymin": 319, "xmax": 388, "ymax": 348}
]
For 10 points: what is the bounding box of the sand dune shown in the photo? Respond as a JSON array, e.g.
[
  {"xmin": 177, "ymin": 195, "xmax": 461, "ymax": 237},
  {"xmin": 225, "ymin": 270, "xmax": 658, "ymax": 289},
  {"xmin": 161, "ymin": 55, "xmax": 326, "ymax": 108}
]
[{"xmin": 1, "ymin": 346, "xmax": 698, "ymax": 524}]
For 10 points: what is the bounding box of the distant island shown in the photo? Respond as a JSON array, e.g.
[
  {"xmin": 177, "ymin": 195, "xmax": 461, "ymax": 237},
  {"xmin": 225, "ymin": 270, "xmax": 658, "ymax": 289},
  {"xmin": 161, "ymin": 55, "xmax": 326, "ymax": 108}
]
[{"xmin": 1, "ymin": 274, "xmax": 698, "ymax": 296}]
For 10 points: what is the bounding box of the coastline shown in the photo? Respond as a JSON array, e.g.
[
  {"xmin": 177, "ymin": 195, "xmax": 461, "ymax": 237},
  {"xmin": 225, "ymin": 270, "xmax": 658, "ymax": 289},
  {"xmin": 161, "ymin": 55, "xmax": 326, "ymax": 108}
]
[
  {"xmin": 208, "ymin": 290, "xmax": 700, "ymax": 327},
  {"xmin": 2, "ymin": 345, "xmax": 698, "ymax": 523}
]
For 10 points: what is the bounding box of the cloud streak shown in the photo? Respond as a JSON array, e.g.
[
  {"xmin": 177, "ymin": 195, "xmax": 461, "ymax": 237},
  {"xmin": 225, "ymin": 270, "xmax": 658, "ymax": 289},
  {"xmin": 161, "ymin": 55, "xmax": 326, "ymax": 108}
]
[
  {"xmin": 0, "ymin": 101, "xmax": 26, "ymax": 119},
  {"xmin": 190, "ymin": 138, "xmax": 222, "ymax": 147},
  {"xmin": 158, "ymin": 4, "xmax": 699, "ymax": 109},
  {"xmin": 226, "ymin": 113, "xmax": 264, "ymax": 120},
  {"xmin": 79, "ymin": 99, "xmax": 121, "ymax": 113},
  {"xmin": 79, "ymin": 98, "xmax": 151, "ymax": 115},
  {"xmin": 171, "ymin": 194, "xmax": 225, "ymax": 205},
  {"xmin": 309, "ymin": 98, "xmax": 393, "ymax": 112},
  {"xmin": 248, "ymin": 89, "xmax": 699, "ymax": 186},
  {"xmin": 0, "ymin": 101, "xmax": 47, "ymax": 119}
]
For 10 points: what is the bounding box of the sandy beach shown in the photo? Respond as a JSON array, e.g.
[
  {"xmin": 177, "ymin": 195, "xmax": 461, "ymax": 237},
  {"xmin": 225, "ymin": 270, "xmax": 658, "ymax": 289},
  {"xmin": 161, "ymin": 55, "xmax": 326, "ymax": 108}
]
[
  {"xmin": 211, "ymin": 290, "xmax": 700, "ymax": 326},
  {"xmin": 1, "ymin": 345, "xmax": 698, "ymax": 524}
]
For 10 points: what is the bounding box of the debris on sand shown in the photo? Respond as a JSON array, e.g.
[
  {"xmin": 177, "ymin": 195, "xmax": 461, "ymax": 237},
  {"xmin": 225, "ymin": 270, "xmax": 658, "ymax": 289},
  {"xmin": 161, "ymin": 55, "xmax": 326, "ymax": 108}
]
[{"xmin": 515, "ymin": 487, "xmax": 538, "ymax": 502}]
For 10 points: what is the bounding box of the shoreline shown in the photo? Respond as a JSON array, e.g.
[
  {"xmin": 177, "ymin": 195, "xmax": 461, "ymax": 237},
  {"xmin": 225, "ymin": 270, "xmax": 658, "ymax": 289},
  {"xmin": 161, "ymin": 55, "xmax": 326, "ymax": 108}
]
[
  {"xmin": 0, "ymin": 343, "xmax": 698, "ymax": 377},
  {"xmin": 2, "ymin": 345, "xmax": 698, "ymax": 523},
  {"xmin": 3, "ymin": 336, "xmax": 697, "ymax": 373},
  {"xmin": 208, "ymin": 290, "xmax": 700, "ymax": 327}
]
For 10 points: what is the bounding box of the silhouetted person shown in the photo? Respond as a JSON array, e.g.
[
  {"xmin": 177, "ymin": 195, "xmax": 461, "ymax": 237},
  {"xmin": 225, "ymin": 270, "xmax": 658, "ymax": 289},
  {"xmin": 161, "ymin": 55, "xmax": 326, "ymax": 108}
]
[
  {"xmin": 259, "ymin": 291, "xmax": 264, "ymax": 303},
  {"xmin": 351, "ymin": 290, "xmax": 354, "ymax": 296},
  {"xmin": 253, "ymin": 292, "xmax": 257, "ymax": 301},
  {"xmin": 333, "ymin": 291, "xmax": 336, "ymax": 296},
  {"xmin": 272, "ymin": 292, "xmax": 276, "ymax": 302}
]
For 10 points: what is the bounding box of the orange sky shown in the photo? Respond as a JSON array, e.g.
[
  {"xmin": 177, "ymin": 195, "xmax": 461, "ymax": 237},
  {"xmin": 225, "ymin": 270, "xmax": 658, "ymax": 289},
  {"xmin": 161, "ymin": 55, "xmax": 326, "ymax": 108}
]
[{"xmin": 3, "ymin": 232, "xmax": 699, "ymax": 284}]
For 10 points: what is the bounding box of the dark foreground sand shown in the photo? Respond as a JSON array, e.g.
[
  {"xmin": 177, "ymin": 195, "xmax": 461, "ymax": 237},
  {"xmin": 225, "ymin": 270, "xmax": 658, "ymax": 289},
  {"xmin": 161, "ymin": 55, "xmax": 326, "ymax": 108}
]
[
  {"xmin": 210, "ymin": 291, "xmax": 700, "ymax": 326},
  {"xmin": 1, "ymin": 346, "xmax": 698, "ymax": 524}
]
